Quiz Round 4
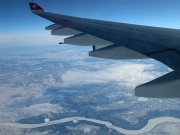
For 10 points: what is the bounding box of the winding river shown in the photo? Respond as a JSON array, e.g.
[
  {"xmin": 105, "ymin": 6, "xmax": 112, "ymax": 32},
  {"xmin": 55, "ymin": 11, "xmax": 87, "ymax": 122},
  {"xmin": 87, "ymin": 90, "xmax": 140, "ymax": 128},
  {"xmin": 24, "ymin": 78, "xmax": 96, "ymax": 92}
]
[{"xmin": 0, "ymin": 117, "xmax": 180, "ymax": 134}]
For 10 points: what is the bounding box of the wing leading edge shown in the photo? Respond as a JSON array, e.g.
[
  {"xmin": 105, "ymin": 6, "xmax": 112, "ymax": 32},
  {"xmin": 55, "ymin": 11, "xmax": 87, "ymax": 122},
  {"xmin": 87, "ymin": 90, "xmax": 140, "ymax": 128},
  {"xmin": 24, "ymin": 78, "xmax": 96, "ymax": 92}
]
[{"xmin": 29, "ymin": 2, "xmax": 180, "ymax": 98}]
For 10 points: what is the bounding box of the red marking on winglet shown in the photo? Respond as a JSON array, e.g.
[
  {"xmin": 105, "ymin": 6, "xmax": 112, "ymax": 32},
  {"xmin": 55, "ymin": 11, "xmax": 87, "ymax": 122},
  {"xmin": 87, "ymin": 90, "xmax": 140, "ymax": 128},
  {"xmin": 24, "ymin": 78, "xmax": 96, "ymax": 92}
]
[{"xmin": 29, "ymin": 2, "xmax": 44, "ymax": 10}]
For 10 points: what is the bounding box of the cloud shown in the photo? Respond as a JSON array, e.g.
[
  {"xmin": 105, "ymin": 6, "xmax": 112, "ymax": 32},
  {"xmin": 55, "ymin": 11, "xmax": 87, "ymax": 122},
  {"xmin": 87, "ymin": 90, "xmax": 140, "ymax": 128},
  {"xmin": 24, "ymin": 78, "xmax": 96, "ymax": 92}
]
[
  {"xmin": 22, "ymin": 103, "xmax": 63, "ymax": 116},
  {"xmin": 60, "ymin": 63, "xmax": 167, "ymax": 88},
  {"xmin": 138, "ymin": 97, "xmax": 149, "ymax": 102},
  {"xmin": 0, "ymin": 34, "xmax": 65, "ymax": 46}
]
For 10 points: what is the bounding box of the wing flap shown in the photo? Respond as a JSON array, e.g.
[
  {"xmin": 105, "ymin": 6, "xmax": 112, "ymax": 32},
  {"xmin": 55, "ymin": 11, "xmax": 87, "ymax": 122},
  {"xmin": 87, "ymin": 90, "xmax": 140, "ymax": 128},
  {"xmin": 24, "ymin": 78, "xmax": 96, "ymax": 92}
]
[
  {"xmin": 51, "ymin": 27, "xmax": 83, "ymax": 36},
  {"xmin": 135, "ymin": 71, "xmax": 180, "ymax": 98},
  {"xmin": 45, "ymin": 24, "xmax": 63, "ymax": 30},
  {"xmin": 89, "ymin": 44, "xmax": 148, "ymax": 59},
  {"xmin": 64, "ymin": 34, "xmax": 113, "ymax": 46}
]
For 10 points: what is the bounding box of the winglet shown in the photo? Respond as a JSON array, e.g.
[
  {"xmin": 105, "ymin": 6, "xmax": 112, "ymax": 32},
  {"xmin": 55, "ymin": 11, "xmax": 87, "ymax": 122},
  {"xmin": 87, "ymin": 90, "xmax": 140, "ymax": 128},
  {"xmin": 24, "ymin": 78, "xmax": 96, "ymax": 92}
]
[{"xmin": 29, "ymin": 2, "xmax": 46, "ymax": 13}]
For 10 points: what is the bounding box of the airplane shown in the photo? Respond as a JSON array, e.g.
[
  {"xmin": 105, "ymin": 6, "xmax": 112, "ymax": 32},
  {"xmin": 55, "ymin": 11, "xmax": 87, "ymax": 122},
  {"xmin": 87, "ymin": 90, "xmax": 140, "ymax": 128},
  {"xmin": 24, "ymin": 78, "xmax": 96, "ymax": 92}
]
[{"xmin": 29, "ymin": 2, "xmax": 180, "ymax": 98}]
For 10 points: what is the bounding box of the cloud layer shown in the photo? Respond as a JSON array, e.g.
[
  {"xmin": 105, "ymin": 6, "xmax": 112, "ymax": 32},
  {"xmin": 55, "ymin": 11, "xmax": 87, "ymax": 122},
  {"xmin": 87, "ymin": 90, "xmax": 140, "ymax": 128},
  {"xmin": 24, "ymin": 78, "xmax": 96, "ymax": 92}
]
[
  {"xmin": 60, "ymin": 63, "xmax": 167, "ymax": 88},
  {"xmin": 0, "ymin": 34, "xmax": 65, "ymax": 46}
]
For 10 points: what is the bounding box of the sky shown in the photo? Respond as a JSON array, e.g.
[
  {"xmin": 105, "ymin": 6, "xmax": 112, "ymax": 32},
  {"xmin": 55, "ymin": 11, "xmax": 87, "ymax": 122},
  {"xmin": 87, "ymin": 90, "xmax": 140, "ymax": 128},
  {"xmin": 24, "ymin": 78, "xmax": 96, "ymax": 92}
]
[{"xmin": 1, "ymin": 0, "xmax": 180, "ymax": 46}]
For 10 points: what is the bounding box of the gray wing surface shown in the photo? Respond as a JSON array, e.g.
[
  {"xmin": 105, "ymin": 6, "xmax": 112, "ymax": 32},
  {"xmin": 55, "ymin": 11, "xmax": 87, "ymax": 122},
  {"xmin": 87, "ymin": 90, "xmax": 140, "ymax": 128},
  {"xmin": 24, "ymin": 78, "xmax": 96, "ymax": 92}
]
[{"xmin": 29, "ymin": 2, "xmax": 180, "ymax": 98}]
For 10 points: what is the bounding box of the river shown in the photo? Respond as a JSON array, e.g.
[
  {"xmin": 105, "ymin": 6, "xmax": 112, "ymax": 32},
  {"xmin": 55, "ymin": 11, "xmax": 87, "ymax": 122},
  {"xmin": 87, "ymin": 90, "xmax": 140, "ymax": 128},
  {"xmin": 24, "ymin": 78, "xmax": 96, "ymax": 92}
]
[{"xmin": 0, "ymin": 117, "xmax": 180, "ymax": 134}]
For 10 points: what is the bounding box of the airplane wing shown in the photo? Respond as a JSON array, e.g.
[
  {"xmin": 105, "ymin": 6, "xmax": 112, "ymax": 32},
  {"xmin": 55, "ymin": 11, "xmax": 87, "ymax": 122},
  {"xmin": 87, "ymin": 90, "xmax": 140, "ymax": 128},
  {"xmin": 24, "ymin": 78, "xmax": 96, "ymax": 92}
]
[{"xmin": 29, "ymin": 2, "xmax": 180, "ymax": 98}]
